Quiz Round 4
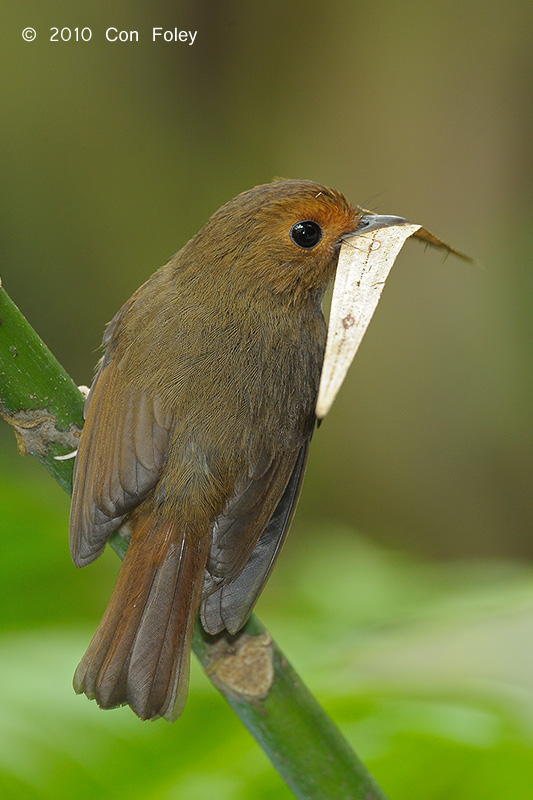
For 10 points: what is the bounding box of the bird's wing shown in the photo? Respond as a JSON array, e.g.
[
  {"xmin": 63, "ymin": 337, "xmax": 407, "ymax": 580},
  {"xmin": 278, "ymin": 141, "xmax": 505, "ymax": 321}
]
[
  {"xmin": 201, "ymin": 442, "xmax": 310, "ymax": 635},
  {"xmin": 69, "ymin": 311, "xmax": 173, "ymax": 568}
]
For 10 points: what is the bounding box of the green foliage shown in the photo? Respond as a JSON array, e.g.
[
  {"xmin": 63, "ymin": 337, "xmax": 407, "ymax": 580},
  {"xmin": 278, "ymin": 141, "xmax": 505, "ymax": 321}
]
[{"xmin": 1, "ymin": 443, "xmax": 531, "ymax": 799}]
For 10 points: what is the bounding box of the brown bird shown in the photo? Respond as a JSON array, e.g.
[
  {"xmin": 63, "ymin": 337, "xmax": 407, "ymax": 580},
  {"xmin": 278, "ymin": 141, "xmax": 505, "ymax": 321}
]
[{"xmin": 70, "ymin": 179, "xmax": 408, "ymax": 721}]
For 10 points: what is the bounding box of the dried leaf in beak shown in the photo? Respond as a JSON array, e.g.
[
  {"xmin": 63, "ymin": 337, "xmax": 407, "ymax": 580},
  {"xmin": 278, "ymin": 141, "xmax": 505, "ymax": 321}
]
[{"xmin": 316, "ymin": 223, "xmax": 421, "ymax": 419}]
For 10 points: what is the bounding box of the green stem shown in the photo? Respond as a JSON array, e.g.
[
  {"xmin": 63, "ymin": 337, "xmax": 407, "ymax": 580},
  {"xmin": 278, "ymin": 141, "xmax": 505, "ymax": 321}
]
[
  {"xmin": 0, "ymin": 279, "xmax": 389, "ymax": 800},
  {"xmin": 0, "ymin": 280, "xmax": 85, "ymax": 492}
]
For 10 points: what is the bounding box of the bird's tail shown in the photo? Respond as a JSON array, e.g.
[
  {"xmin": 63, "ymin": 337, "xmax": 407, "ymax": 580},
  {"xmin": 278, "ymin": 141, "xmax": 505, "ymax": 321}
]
[{"xmin": 73, "ymin": 511, "xmax": 209, "ymax": 721}]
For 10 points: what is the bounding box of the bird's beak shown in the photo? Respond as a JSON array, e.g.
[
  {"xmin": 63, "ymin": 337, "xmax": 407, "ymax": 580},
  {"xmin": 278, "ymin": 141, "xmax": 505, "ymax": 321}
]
[
  {"xmin": 316, "ymin": 216, "xmax": 422, "ymax": 419},
  {"xmin": 345, "ymin": 213, "xmax": 409, "ymax": 239}
]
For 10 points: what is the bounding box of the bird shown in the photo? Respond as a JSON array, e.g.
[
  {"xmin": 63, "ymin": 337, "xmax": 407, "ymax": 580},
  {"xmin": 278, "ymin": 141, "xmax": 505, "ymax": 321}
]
[{"xmin": 70, "ymin": 178, "xmax": 415, "ymax": 721}]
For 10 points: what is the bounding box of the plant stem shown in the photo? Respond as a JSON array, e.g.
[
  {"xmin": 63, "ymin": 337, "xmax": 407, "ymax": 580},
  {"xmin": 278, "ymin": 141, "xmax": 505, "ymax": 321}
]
[
  {"xmin": 0, "ymin": 280, "xmax": 85, "ymax": 492},
  {"xmin": 0, "ymin": 279, "xmax": 389, "ymax": 800}
]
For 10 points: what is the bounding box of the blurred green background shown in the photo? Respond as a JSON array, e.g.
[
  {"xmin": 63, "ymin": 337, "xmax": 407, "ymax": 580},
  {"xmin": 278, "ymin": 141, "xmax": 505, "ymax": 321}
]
[{"xmin": 1, "ymin": 1, "xmax": 532, "ymax": 798}]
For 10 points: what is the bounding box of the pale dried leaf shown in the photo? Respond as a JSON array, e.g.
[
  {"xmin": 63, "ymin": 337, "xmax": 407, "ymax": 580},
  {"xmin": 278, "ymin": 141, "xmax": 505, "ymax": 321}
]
[{"xmin": 316, "ymin": 224, "xmax": 421, "ymax": 419}]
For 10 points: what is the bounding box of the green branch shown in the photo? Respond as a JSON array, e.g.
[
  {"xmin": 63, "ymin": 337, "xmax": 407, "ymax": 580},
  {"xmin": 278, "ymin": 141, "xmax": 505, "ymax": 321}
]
[{"xmin": 0, "ymin": 279, "xmax": 389, "ymax": 800}]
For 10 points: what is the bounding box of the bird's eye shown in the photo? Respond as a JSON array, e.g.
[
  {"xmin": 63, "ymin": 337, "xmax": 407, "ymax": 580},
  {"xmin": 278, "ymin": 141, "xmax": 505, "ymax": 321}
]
[{"xmin": 290, "ymin": 220, "xmax": 323, "ymax": 249}]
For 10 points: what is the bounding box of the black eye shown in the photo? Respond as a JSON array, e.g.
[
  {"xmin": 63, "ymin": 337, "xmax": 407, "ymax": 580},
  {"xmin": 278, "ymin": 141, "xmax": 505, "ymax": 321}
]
[{"xmin": 290, "ymin": 220, "xmax": 323, "ymax": 249}]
